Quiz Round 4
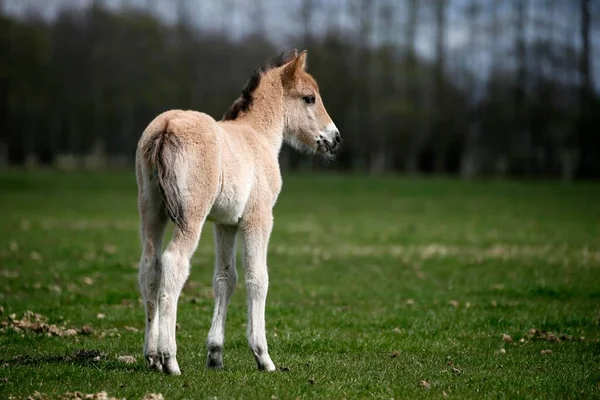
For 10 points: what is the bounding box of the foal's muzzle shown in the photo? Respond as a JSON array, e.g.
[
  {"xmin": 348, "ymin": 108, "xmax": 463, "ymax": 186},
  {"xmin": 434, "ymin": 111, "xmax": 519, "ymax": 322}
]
[{"xmin": 317, "ymin": 124, "xmax": 341, "ymax": 155}]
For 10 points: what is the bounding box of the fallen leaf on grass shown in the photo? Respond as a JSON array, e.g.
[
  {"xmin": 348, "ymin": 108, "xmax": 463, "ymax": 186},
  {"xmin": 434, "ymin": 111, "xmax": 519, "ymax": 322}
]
[
  {"xmin": 391, "ymin": 351, "xmax": 400, "ymax": 358},
  {"xmin": 451, "ymin": 367, "xmax": 461, "ymax": 375},
  {"xmin": 419, "ymin": 380, "xmax": 431, "ymax": 389},
  {"xmin": 27, "ymin": 391, "xmax": 49, "ymax": 400},
  {"xmin": 443, "ymin": 391, "xmax": 449, "ymax": 397},
  {"xmin": 496, "ymin": 348, "xmax": 506, "ymax": 355},
  {"xmin": 502, "ymin": 334, "xmax": 513, "ymax": 343},
  {"xmin": 405, "ymin": 299, "xmax": 415, "ymax": 306},
  {"xmin": 30, "ymin": 251, "xmax": 42, "ymax": 261},
  {"xmin": 124, "ymin": 326, "xmax": 139, "ymax": 332},
  {"xmin": 448, "ymin": 300, "xmax": 459, "ymax": 308},
  {"xmin": 98, "ymin": 328, "xmax": 120, "ymax": 339},
  {"xmin": 117, "ymin": 355, "xmax": 136, "ymax": 364},
  {"xmin": 83, "ymin": 277, "xmax": 94, "ymax": 285},
  {"xmin": 96, "ymin": 313, "xmax": 105, "ymax": 320},
  {"xmin": 62, "ymin": 391, "xmax": 118, "ymax": 400},
  {"xmin": 49, "ymin": 285, "xmax": 62, "ymax": 294},
  {"xmin": 81, "ymin": 325, "xmax": 93, "ymax": 335},
  {"xmin": 141, "ymin": 394, "xmax": 164, "ymax": 400},
  {"xmin": 540, "ymin": 349, "xmax": 553, "ymax": 355}
]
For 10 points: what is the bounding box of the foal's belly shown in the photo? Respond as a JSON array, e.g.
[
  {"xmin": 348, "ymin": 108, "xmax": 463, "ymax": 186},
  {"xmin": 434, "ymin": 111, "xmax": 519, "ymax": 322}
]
[{"xmin": 207, "ymin": 179, "xmax": 252, "ymax": 226}]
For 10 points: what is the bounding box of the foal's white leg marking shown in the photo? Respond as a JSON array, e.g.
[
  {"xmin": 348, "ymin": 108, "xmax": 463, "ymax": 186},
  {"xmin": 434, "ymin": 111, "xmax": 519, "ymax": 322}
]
[
  {"xmin": 206, "ymin": 224, "xmax": 238, "ymax": 368},
  {"xmin": 241, "ymin": 217, "xmax": 276, "ymax": 372},
  {"xmin": 157, "ymin": 225, "xmax": 203, "ymax": 375}
]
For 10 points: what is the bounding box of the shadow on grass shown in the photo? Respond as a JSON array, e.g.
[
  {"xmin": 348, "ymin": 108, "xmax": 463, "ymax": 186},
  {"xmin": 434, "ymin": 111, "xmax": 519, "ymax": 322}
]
[{"xmin": 0, "ymin": 349, "xmax": 144, "ymax": 372}]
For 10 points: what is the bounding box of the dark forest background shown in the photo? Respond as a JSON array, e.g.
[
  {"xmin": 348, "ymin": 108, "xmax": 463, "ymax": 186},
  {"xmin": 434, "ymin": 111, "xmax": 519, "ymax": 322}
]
[{"xmin": 1, "ymin": 0, "xmax": 598, "ymax": 179}]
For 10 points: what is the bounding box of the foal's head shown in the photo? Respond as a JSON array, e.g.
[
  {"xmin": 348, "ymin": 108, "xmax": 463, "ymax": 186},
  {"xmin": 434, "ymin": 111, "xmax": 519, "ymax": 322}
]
[{"xmin": 280, "ymin": 50, "xmax": 341, "ymax": 157}]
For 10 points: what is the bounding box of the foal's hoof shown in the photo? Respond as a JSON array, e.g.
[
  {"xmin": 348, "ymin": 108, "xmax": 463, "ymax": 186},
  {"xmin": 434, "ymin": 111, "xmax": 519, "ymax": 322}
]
[
  {"xmin": 146, "ymin": 354, "xmax": 163, "ymax": 372},
  {"xmin": 162, "ymin": 357, "xmax": 181, "ymax": 375},
  {"xmin": 207, "ymin": 352, "xmax": 224, "ymax": 369},
  {"xmin": 256, "ymin": 356, "xmax": 276, "ymax": 372},
  {"xmin": 206, "ymin": 352, "xmax": 223, "ymax": 369}
]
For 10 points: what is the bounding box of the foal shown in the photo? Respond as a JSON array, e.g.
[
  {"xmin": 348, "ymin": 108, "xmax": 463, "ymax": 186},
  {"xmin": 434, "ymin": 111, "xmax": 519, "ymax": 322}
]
[{"xmin": 135, "ymin": 50, "xmax": 340, "ymax": 375}]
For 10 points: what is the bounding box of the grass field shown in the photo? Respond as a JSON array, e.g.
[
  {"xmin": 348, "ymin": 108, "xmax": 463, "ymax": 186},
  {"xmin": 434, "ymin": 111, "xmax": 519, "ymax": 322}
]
[{"xmin": 0, "ymin": 170, "xmax": 599, "ymax": 399}]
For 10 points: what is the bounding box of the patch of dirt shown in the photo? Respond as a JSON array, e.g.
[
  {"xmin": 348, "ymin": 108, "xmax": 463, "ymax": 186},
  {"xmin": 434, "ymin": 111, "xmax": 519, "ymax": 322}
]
[
  {"xmin": 74, "ymin": 349, "xmax": 105, "ymax": 362},
  {"xmin": 527, "ymin": 328, "xmax": 583, "ymax": 343},
  {"xmin": 0, "ymin": 311, "xmax": 131, "ymax": 342},
  {"xmin": 28, "ymin": 391, "xmax": 118, "ymax": 400},
  {"xmin": 1, "ymin": 349, "xmax": 105, "ymax": 366},
  {"xmin": 1, "ymin": 311, "xmax": 74, "ymax": 337}
]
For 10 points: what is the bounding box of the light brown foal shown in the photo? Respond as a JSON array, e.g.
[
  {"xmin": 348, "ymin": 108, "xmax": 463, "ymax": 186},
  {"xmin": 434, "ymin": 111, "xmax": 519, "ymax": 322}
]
[{"xmin": 135, "ymin": 50, "xmax": 340, "ymax": 375}]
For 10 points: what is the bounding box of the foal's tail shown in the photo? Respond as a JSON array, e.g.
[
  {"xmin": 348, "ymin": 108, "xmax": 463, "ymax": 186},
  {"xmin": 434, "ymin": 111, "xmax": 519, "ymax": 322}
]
[{"xmin": 142, "ymin": 123, "xmax": 187, "ymax": 232}]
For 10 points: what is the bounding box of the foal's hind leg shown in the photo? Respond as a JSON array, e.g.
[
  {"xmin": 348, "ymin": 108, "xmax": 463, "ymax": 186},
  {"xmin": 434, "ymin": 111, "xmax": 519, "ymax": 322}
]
[
  {"xmin": 138, "ymin": 183, "xmax": 167, "ymax": 371},
  {"xmin": 206, "ymin": 224, "xmax": 238, "ymax": 368},
  {"xmin": 157, "ymin": 217, "xmax": 206, "ymax": 375}
]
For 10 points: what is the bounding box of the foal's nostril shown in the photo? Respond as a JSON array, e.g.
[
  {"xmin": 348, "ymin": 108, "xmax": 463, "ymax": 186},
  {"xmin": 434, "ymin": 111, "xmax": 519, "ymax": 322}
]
[{"xmin": 335, "ymin": 132, "xmax": 341, "ymax": 143}]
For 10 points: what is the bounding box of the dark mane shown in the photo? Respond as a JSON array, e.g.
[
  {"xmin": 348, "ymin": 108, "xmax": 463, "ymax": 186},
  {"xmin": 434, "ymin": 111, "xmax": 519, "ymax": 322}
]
[{"xmin": 222, "ymin": 52, "xmax": 289, "ymax": 121}]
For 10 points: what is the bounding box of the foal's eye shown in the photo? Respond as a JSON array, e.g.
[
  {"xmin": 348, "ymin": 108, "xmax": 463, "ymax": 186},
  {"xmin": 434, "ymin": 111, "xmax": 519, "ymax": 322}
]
[{"xmin": 303, "ymin": 95, "xmax": 316, "ymax": 105}]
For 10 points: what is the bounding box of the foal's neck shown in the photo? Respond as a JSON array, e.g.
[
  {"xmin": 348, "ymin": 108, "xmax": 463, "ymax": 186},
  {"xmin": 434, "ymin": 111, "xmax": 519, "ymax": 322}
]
[{"xmin": 236, "ymin": 74, "xmax": 285, "ymax": 154}]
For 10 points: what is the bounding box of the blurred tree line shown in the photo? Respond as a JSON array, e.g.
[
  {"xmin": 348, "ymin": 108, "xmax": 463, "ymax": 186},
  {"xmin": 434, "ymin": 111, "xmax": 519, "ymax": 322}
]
[{"xmin": 0, "ymin": 0, "xmax": 598, "ymax": 179}]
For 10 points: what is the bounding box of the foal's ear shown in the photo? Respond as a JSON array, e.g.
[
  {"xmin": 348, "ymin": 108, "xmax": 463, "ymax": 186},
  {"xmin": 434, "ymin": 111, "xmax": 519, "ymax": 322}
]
[
  {"xmin": 283, "ymin": 50, "xmax": 308, "ymax": 83},
  {"xmin": 296, "ymin": 50, "xmax": 308, "ymax": 70}
]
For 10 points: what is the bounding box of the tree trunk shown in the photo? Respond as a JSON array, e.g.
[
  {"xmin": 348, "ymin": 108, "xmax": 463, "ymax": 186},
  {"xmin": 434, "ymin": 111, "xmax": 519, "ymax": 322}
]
[
  {"xmin": 433, "ymin": 0, "xmax": 447, "ymax": 174},
  {"xmin": 404, "ymin": 0, "xmax": 424, "ymax": 174},
  {"xmin": 577, "ymin": 0, "xmax": 592, "ymax": 178},
  {"xmin": 514, "ymin": 0, "xmax": 530, "ymax": 176}
]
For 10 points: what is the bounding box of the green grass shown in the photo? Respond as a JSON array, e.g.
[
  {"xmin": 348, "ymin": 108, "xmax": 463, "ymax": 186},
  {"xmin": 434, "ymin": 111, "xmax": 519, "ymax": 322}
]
[{"xmin": 1, "ymin": 170, "xmax": 599, "ymax": 399}]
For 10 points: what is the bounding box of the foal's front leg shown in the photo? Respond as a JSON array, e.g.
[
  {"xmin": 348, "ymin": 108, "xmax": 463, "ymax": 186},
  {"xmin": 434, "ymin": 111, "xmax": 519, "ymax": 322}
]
[
  {"xmin": 206, "ymin": 224, "xmax": 238, "ymax": 368},
  {"xmin": 241, "ymin": 213, "xmax": 276, "ymax": 371}
]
